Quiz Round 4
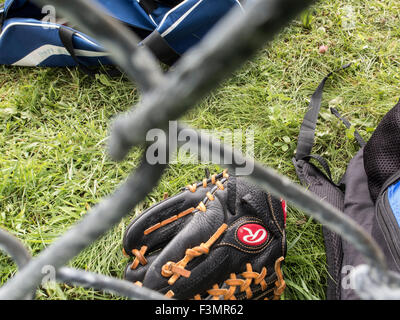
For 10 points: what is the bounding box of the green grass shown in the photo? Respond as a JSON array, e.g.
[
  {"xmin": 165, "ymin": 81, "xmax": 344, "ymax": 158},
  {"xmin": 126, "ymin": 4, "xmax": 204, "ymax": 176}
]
[{"xmin": 1, "ymin": 0, "xmax": 399, "ymax": 300}]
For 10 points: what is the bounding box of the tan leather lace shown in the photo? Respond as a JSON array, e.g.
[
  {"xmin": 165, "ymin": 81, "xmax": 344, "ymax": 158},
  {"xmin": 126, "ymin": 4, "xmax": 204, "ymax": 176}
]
[
  {"xmin": 123, "ymin": 170, "xmax": 229, "ymax": 273},
  {"xmin": 196, "ymin": 180, "xmax": 225, "ymax": 212},
  {"xmin": 187, "ymin": 169, "xmax": 229, "ymax": 193},
  {"xmin": 192, "ymin": 256, "xmax": 286, "ymax": 300},
  {"xmin": 130, "ymin": 245, "xmax": 148, "ymax": 270},
  {"xmin": 272, "ymin": 256, "xmax": 286, "ymax": 300},
  {"xmin": 161, "ymin": 223, "xmax": 228, "ymax": 285},
  {"xmin": 161, "ymin": 170, "xmax": 229, "ymax": 286},
  {"xmin": 144, "ymin": 207, "xmax": 195, "ymax": 235}
]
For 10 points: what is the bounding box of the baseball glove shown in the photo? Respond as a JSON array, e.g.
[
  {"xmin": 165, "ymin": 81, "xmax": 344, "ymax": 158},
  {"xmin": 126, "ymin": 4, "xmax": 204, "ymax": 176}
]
[{"xmin": 122, "ymin": 169, "xmax": 287, "ymax": 300}]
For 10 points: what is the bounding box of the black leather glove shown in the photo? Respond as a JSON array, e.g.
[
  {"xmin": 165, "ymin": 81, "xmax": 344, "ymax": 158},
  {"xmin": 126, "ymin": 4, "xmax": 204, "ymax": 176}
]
[{"xmin": 122, "ymin": 170, "xmax": 287, "ymax": 300}]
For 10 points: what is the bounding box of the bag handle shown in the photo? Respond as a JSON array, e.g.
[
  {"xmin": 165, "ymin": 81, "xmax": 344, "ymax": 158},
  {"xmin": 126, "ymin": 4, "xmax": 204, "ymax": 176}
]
[
  {"xmin": 138, "ymin": 0, "xmax": 183, "ymax": 15},
  {"xmin": 295, "ymin": 63, "xmax": 355, "ymax": 161},
  {"xmin": 330, "ymin": 106, "xmax": 366, "ymax": 147},
  {"xmin": 140, "ymin": 30, "xmax": 180, "ymax": 66},
  {"xmin": 58, "ymin": 26, "xmax": 97, "ymax": 75},
  {"xmin": 59, "ymin": 26, "xmax": 122, "ymax": 77}
]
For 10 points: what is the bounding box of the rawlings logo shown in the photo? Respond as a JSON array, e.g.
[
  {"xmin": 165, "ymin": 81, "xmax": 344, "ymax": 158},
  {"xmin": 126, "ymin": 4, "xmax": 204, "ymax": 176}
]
[
  {"xmin": 237, "ymin": 223, "xmax": 268, "ymax": 246},
  {"xmin": 281, "ymin": 198, "xmax": 287, "ymax": 228}
]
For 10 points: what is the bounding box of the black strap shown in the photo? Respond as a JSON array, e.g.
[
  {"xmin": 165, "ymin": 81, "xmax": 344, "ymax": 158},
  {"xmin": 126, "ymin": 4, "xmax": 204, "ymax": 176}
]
[
  {"xmin": 138, "ymin": 0, "xmax": 183, "ymax": 13},
  {"xmin": 59, "ymin": 27, "xmax": 97, "ymax": 75},
  {"xmin": 59, "ymin": 27, "xmax": 122, "ymax": 77},
  {"xmin": 0, "ymin": 3, "xmax": 5, "ymax": 33},
  {"xmin": 138, "ymin": 0, "xmax": 158, "ymax": 14},
  {"xmin": 0, "ymin": 12, "xmax": 4, "ymax": 34},
  {"xmin": 303, "ymin": 154, "xmax": 334, "ymax": 182},
  {"xmin": 295, "ymin": 63, "xmax": 352, "ymax": 161},
  {"xmin": 330, "ymin": 107, "xmax": 366, "ymax": 147},
  {"xmin": 141, "ymin": 30, "xmax": 180, "ymax": 66},
  {"xmin": 158, "ymin": 0, "xmax": 184, "ymax": 6}
]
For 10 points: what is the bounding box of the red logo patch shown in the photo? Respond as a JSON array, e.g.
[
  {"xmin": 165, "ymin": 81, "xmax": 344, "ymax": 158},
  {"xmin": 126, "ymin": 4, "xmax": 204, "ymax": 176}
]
[
  {"xmin": 237, "ymin": 223, "xmax": 268, "ymax": 246},
  {"xmin": 281, "ymin": 198, "xmax": 287, "ymax": 228}
]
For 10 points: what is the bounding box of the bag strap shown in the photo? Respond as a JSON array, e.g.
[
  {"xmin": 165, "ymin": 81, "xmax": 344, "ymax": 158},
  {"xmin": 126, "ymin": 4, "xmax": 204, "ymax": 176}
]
[
  {"xmin": 0, "ymin": 1, "xmax": 8, "ymax": 33},
  {"xmin": 0, "ymin": 9, "xmax": 4, "ymax": 34},
  {"xmin": 141, "ymin": 30, "xmax": 180, "ymax": 66},
  {"xmin": 302, "ymin": 154, "xmax": 334, "ymax": 182},
  {"xmin": 137, "ymin": 0, "xmax": 158, "ymax": 15},
  {"xmin": 59, "ymin": 26, "xmax": 122, "ymax": 77},
  {"xmin": 295, "ymin": 63, "xmax": 353, "ymax": 161},
  {"xmin": 294, "ymin": 63, "xmax": 367, "ymax": 185},
  {"xmin": 138, "ymin": 0, "xmax": 183, "ymax": 15},
  {"xmin": 330, "ymin": 107, "xmax": 366, "ymax": 147},
  {"xmin": 59, "ymin": 27, "xmax": 96, "ymax": 75}
]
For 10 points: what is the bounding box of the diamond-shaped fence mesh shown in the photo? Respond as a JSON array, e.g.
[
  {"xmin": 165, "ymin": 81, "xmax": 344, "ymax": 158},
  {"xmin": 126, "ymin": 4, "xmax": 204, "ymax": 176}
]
[{"xmin": 0, "ymin": 0, "xmax": 400, "ymax": 300}]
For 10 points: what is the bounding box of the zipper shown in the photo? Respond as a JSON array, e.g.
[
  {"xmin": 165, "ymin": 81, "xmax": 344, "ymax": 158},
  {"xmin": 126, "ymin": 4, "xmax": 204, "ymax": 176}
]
[
  {"xmin": 378, "ymin": 170, "xmax": 400, "ymax": 197},
  {"xmin": 376, "ymin": 170, "xmax": 400, "ymax": 270}
]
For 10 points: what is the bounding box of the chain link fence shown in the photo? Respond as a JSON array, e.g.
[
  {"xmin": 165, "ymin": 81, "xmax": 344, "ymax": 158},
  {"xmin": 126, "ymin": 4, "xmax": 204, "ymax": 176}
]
[{"xmin": 1, "ymin": 0, "xmax": 400, "ymax": 300}]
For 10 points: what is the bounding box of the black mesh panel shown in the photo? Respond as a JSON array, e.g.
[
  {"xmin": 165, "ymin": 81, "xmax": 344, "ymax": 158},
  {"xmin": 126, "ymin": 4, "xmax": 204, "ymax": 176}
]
[{"xmin": 364, "ymin": 100, "xmax": 400, "ymax": 202}]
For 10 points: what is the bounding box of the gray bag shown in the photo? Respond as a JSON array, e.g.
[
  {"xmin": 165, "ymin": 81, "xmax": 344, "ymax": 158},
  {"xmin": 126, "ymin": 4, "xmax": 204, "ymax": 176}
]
[{"xmin": 293, "ymin": 65, "xmax": 400, "ymax": 300}]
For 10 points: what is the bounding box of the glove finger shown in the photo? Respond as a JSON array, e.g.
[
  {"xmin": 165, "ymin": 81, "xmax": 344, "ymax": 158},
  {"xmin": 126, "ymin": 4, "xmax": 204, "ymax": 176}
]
[
  {"xmin": 124, "ymin": 251, "xmax": 159, "ymax": 284},
  {"xmin": 122, "ymin": 171, "xmax": 229, "ymax": 276},
  {"xmin": 141, "ymin": 176, "xmax": 231, "ymax": 294},
  {"xmin": 141, "ymin": 176, "xmax": 287, "ymax": 300}
]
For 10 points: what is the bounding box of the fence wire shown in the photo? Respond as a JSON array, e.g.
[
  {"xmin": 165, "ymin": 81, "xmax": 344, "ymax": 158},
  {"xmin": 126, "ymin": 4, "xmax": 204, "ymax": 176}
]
[{"xmin": 0, "ymin": 0, "xmax": 399, "ymax": 300}]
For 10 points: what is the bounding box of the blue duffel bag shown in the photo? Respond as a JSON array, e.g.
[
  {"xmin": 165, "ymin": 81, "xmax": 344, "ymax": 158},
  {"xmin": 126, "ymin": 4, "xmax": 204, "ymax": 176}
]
[{"xmin": 0, "ymin": 0, "xmax": 243, "ymax": 67}]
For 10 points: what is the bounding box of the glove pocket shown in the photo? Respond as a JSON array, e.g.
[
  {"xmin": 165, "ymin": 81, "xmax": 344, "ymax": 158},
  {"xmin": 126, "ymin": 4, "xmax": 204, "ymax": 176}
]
[{"xmin": 376, "ymin": 170, "xmax": 400, "ymax": 270}]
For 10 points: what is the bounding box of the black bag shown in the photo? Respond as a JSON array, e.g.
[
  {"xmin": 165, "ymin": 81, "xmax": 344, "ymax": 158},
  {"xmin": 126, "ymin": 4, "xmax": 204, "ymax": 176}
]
[{"xmin": 292, "ymin": 65, "xmax": 400, "ymax": 300}]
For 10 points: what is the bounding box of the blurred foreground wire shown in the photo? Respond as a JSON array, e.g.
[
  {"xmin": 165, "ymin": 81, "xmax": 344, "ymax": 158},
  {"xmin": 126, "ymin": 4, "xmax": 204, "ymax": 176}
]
[{"xmin": 0, "ymin": 0, "xmax": 398, "ymax": 300}]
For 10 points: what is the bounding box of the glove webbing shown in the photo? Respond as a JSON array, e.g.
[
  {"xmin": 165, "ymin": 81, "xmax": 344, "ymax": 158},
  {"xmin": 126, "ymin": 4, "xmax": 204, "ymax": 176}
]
[
  {"xmin": 193, "ymin": 256, "xmax": 286, "ymax": 300},
  {"xmin": 162, "ymin": 223, "xmax": 228, "ymax": 286}
]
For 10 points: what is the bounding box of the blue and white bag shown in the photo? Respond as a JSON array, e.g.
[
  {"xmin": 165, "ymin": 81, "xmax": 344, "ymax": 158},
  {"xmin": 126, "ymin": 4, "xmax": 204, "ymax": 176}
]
[{"xmin": 0, "ymin": 0, "xmax": 243, "ymax": 67}]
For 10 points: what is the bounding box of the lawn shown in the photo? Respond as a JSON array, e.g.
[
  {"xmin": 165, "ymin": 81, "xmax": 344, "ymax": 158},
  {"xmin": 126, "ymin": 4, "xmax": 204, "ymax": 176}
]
[{"xmin": 0, "ymin": 0, "xmax": 399, "ymax": 300}]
